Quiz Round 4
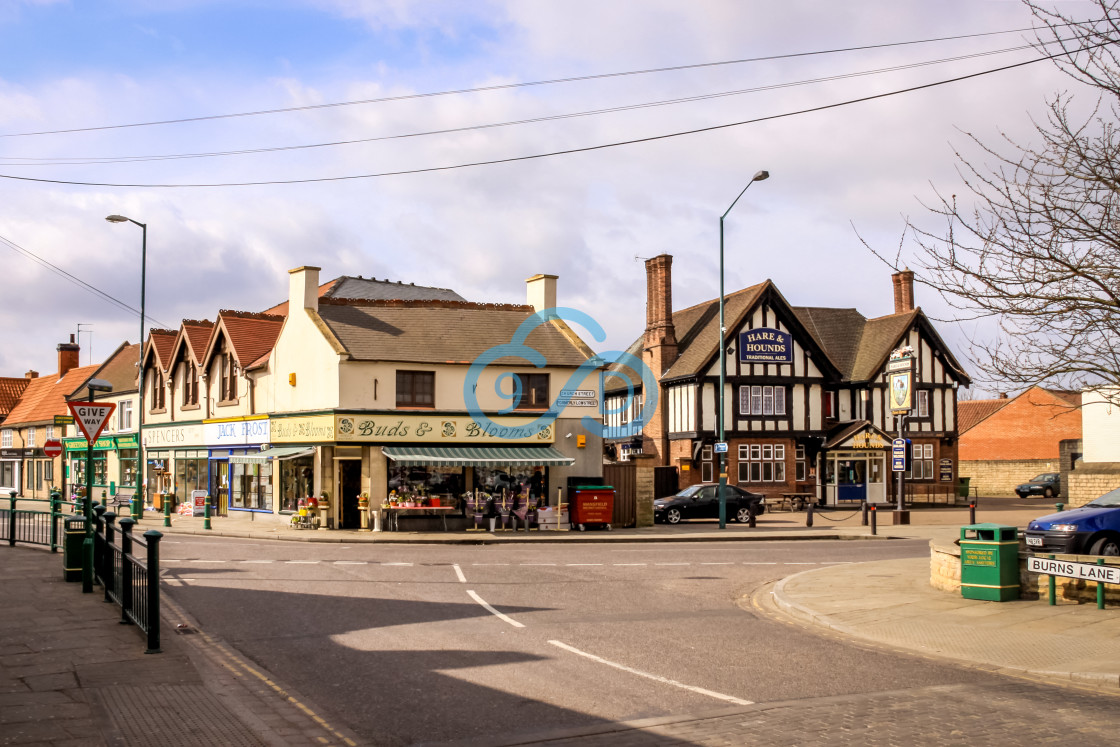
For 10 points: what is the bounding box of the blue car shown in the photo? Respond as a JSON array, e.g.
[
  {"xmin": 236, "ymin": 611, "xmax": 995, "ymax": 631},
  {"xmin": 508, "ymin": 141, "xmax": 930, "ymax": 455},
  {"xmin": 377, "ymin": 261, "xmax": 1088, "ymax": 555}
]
[{"xmin": 1024, "ymin": 487, "xmax": 1120, "ymax": 556}]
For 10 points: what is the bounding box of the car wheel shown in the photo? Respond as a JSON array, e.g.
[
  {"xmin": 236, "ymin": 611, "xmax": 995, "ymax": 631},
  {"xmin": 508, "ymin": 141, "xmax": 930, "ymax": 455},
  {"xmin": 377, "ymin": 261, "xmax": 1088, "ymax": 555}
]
[
  {"xmin": 1091, "ymin": 536, "xmax": 1120, "ymax": 556},
  {"xmin": 666, "ymin": 507, "xmax": 683, "ymax": 524},
  {"xmin": 1044, "ymin": 488, "xmax": 1054, "ymax": 499},
  {"xmin": 734, "ymin": 506, "xmax": 752, "ymax": 523}
]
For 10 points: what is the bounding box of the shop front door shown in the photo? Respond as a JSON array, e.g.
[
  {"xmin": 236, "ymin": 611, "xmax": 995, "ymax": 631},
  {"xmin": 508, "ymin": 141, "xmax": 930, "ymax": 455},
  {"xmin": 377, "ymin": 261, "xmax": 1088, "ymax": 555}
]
[
  {"xmin": 209, "ymin": 460, "xmax": 229, "ymax": 516},
  {"xmin": 837, "ymin": 459, "xmax": 867, "ymax": 502},
  {"xmin": 338, "ymin": 460, "xmax": 361, "ymax": 529}
]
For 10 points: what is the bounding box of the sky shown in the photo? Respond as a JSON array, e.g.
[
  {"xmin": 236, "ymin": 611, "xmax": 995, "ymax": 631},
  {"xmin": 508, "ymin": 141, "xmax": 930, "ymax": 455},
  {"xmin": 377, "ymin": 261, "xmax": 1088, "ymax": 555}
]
[{"xmin": 0, "ymin": 0, "xmax": 1107, "ymax": 396}]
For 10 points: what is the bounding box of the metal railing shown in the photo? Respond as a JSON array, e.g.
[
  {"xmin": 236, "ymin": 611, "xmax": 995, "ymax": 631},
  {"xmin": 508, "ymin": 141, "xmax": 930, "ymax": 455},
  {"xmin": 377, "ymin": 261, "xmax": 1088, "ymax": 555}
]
[
  {"xmin": 94, "ymin": 507, "xmax": 162, "ymax": 654},
  {"xmin": 1, "ymin": 495, "xmax": 64, "ymax": 550}
]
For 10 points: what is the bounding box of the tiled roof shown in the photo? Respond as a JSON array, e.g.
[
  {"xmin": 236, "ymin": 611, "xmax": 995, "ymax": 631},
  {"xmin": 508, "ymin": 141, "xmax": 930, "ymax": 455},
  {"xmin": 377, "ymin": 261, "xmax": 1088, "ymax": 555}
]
[
  {"xmin": 212, "ymin": 311, "xmax": 285, "ymax": 370},
  {"xmin": 661, "ymin": 284, "xmax": 767, "ymax": 381},
  {"xmin": 182, "ymin": 320, "xmax": 214, "ymax": 362},
  {"xmin": 315, "ymin": 300, "xmax": 591, "ymax": 367},
  {"xmin": 72, "ymin": 342, "xmax": 141, "ymax": 398},
  {"xmin": 263, "ymin": 278, "xmax": 338, "ymax": 317},
  {"xmin": 1044, "ymin": 389, "xmax": 1081, "ymax": 408},
  {"xmin": 146, "ymin": 329, "xmax": 178, "ymax": 371},
  {"xmin": 0, "ymin": 376, "xmax": 31, "ymax": 418},
  {"xmin": 4, "ymin": 364, "xmax": 99, "ymax": 427},
  {"xmin": 325, "ymin": 276, "xmax": 465, "ymax": 303},
  {"xmin": 958, "ymin": 399, "xmax": 1010, "ymax": 433}
]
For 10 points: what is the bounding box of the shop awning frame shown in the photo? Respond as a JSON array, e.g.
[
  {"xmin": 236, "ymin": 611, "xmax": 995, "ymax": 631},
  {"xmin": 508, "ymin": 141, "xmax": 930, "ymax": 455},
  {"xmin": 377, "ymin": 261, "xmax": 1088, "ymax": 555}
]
[
  {"xmin": 229, "ymin": 446, "xmax": 315, "ymax": 465},
  {"xmin": 381, "ymin": 445, "xmax": 574, "ymax": 468}
]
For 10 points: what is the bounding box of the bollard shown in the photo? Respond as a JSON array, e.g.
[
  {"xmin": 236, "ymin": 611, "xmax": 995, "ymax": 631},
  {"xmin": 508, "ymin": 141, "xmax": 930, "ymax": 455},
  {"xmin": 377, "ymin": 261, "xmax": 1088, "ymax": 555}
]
[
  {"xmin": 101, "ymin": 490, "xmax": 108, "ymax": 509},
  {"xmin": 144, "ymin": 530, "xmax": 163, "ymax": 654},
  {"xmin": 1055, "ymin": 502, "xmax": 1064, "ymax": 513},
  {"xmin": 1098, "ymin": 558, "xmax": 1107, "ymax": 610},
  {"xmin": 102, "ymin": 513, "xmax": 116, "ymax": 603},
  {"xmin": 119, "ymin": 518, "xmax": 135, "ymax": 626},
  {"xmin": 870, "ymin": 505, "xmax": 877, "ymax": 536},
  {"xmin": 861, "ymin": 501, "xmax": 868, "ymax": 527},
  {"xmin": 7, "ymin": 493, "xmax": 15, "ymax": 547},
  {"xmin": 748, "ymin": 511, "xmax": 756, "ymax": 528},
  {"xmin": 806, "ymin": 501, "xmax": 814, "ymax": 528},
  {"xmin": 50, "ymin": 491, "xmax": 60, "ymax": 552},
  {"xmin": 969, "ymin": 501, "xmax": 976, "ymax": 525},
  {"xmin": 203, "ymin": 500, "xmax": 212, "ymax": 531},
  {"xmin": 1048, "ymin": 554, "xmax": 1057, "ymax": 605},
  {"xmin": 163, "ymin": 498, "xmax": 171, "ymax": 528}
]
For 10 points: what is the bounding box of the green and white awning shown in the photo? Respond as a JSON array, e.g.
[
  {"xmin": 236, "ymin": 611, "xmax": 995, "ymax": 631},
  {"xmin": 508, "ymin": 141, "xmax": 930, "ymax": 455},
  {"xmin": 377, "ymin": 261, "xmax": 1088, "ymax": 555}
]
[
  {"xmin": 229, "ymin": 446, "xmax": 315, "ymax": 464},
  {"xmin": 381, "ymin": 445, "xmax": 573, "ymax": 468}
]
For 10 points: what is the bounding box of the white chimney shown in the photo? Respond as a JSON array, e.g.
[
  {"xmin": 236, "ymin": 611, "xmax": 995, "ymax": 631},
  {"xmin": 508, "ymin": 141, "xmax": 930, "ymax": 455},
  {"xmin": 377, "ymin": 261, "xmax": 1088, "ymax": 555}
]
[
  {"xmin": 526, "ymin": 274, "xmax": 558, "ymax": 316},
  {"xmin": 289, "ymin": 266, "xmax": 321, "ymax": 312}
]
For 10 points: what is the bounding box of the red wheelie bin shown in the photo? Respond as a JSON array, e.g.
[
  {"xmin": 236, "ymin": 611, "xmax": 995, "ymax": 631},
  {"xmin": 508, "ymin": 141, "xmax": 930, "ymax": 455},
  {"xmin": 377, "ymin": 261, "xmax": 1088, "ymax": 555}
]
[{"xmin": 569, "ymin": 486, "xmax": 614, "ymax": 531}]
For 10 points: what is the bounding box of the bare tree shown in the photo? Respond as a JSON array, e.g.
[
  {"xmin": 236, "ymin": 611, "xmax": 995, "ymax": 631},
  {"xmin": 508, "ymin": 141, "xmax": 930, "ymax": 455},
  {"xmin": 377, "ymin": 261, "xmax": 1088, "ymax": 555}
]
[{"xmin": 872, "ymin": 1, "xmax": 1120, "ymax": 399}]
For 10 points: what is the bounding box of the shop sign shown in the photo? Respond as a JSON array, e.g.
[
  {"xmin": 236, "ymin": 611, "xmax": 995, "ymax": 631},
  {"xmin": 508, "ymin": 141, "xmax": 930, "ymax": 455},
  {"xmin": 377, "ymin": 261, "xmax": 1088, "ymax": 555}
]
[
  {"xmin": 204, "ymin": 417, "xmax": 270, "ymax": 446},
  {"xmin": 270, "ymin": 415, "xmax": 335, "ymax": 443},
  {"xmin": 739, "ymin": 328, "xmax": 793, "ymax": 363},
  {"xmin": 116, "ymin": 434, "xmax": 139, "ymax": 449},
  {"xmin": 1, "ymin": 448, "xmax": 23, "ymax": 459},
  {"xmin": 335, "ymin": 413, "xmax": 554, "ymax": 444},
  {"xmin": 142, "ymin": 423, "xmax": 204, "ymax": 449},
  {"xmin": 850, "ymin": 431, "xmax": 890, "ymax": 449},
  {"xmin": 63, "ymin": 437, "xmax": 116, "ymax": 451}
]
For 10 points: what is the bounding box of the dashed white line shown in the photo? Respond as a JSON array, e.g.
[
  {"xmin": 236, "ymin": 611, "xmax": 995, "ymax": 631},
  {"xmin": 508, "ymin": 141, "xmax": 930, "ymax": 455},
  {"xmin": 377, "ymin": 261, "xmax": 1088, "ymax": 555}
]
[
  {"xmin": 700, "ymin": 562, "xmax": 734, "ymax": 566},
  {"xmin": 613, "ymin": 563, "xmax": 647, "ymax": 566},
  {"xmin": 453, "ymin": 564, "xmax": 467, "ymax": 583},
  {"xmin": 548, "ymin": 641, "xmax": 753, "ymax": 705},
  {"xmin": 190, "ymin": 559, "xmax": 227, "ymax": 563},
  {"xmin": 286, "ymin": 560, "xmax": 320, "ymax": 564},
  {"xmin": 472, "ymin": 563, "xmax": 510, "ymax": 566},
  {"xmin": 654, "ymin": 563, "xmax": 689, "ymax": 566},
  {"xmin": 521, "ymin": 563, "xmax": 557, "ymax": 566},
  {"xmin": 742, "ymin": 562, "xmax": 777, "ymax": 565},
  {"xmin": 333, "ymin": 561, "xmax": 368, "ymax": 565},
  {"xmin": 467, "ymin": 590, "xmax": 525, "ymax": 628},
  {"xmin": 566, "ymin": 563, "xmax": 603, "ymax": 566},
  {"xmin": 784, "ymin": 562, "xmax": 817, "ymax": 565},
  {"xmin": 241, "ymin": 560, "xmax": 272, "ymax": 564}
]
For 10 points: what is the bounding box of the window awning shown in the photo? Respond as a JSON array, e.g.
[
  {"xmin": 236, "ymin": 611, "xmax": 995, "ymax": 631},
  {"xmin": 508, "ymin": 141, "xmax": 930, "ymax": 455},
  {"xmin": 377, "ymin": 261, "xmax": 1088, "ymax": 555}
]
[
  {"xmin": 229, "ymin": 446, "xmax": 314, "ymax": 465},
  {"xmin": 381, "ymin": 445, "xmax": 574, "ymax": 468}
]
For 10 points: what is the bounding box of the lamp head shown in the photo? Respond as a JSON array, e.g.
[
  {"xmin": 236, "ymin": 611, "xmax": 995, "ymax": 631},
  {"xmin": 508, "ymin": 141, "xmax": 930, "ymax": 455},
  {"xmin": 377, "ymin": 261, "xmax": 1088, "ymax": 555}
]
[
  {"xmin": 86, "ymin": 378, "xmax": 113, "ymax": 393},
  {"xmin": 105, "ymin": 215, "xmax": 130, "ymax": 223},
  {"xmin": 752, "ymin": 170, "xmax": 770, "ymax": 182}
]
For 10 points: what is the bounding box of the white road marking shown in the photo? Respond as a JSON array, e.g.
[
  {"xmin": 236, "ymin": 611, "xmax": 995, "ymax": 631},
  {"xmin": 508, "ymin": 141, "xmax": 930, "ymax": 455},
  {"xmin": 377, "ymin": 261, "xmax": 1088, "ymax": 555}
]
[
  {"xmin": 742, "ymin": 562, "xmax": 777, "ymax": 565},
  {"xmin": 654, "ymin": 563, "xmax": 689, "ymax": 566},
  {"xmin": 521, "ymin": 563, "xmax": 557, "ymax": 566},
  {"xmin": 700, "ymin": 562, "xmax": 734, "ymax": 565},
  {"xmin": 383, "ymin": 562, "xmax": 413, "ymax": 566},
  {"xmin": 472, "ymin": 563, "xmax": 509, "ymax": 566},
  {"xmin": 784, "ymin": 562, "xmax": 817, "ymax": 565},
  {"xmin": 566, "ymin": 563, "xmax": 602, "ymax": 566},
  {"xmin": 453, "ymin": 564, "xmax": 467, "ymax": 583},
  {"xmin": 286, "ymin": 560, "xmax": 320, "ymax": 564},
  {"xmin": 821, "ymin": 561, "xmax": 854, "ymax": 565},
  {"xmin": 548, "ymin": 641, "xmax": 753, "ymax": 706},
  {"xmin": 241, "ymin": 560, "xmax": 272, "ymax": 564},
  {"xmin": 467, "ymin": 590, "xmax": 525, "ymax": 628},
  {"xmin": 333, "ymin": 561, "xmax": 367, "ymax": 565},
  {"xmin": 190, "ymin": 559, "xmax": 227, "ymax": 563},
  {"xmin": 613, "ymin": 563, "xmax": 647, "ymax": 566}
]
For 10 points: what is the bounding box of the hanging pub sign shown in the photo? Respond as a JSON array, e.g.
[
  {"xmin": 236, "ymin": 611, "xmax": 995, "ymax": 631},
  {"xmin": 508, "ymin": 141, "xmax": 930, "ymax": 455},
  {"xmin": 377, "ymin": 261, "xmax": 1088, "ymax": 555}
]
[
  {"xmin": 887, "ymin": 346, "xmax": 914, "ymax": 414},
  {"xmin": 739, "ymin": 327, "xmax": 793, "ymax": 363}
]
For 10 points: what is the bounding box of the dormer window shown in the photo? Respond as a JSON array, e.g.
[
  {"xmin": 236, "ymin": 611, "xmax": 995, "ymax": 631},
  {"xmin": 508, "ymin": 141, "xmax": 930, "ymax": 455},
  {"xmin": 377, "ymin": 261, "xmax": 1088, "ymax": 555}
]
[
  {"xmin": 151, "ymin": 370, "xmax": 166, "ymax": 411},
  {"xmin": 183, "ymin": 363, "xmax": 199, "ymax": 406},
  {"xmin": 220, "ymin": 353, "xmax": 237, "ymax": 403}
]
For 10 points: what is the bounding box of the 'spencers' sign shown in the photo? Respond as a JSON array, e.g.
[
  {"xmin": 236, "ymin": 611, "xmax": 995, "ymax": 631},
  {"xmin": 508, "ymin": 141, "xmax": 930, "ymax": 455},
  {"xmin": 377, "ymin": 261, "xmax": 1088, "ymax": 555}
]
[{"xmin": 1026, "ymin": 556, "xmax": 1120, "ymax": 584}]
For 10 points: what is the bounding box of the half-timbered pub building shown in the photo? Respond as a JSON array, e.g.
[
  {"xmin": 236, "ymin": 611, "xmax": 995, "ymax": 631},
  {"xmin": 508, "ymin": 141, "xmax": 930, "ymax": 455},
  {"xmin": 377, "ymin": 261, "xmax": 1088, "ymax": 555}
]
[{"xmin": 604, "ymin": 254, "xmax": 970, "ymax": 506}]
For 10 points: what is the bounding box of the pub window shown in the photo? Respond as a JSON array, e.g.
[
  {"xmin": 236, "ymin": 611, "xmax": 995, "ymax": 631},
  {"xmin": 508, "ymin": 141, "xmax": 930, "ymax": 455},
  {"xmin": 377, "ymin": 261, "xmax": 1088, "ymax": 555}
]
[
  {"xmin": 702, "ymin": 444, "xmax": 713, "ymax": 461},
  {"xmin": 823, "ymin": 391, "xmax": 836, "ymax": 418},
  {"xmin": 917, "ymin": 389, "xmax": 930, "ymax": 418},
  {"xmin": 796, "ymin": 445, "xmax": 807, "ymax": 481},
  {"xmin": 513, "ymin": 373, "xmax": 549, "ymax": 410},
  {"xmin": 702, "ymin": 461, "xmax": 713, "ymax": 482},
  {"xmin": 397, "ymin": 370, "xmax": 435, "ymax": 408},
  {"xmin": 739, "ymin": 443, "xmax": 786, "ymax": 483},
  {"xmin": 739, "ymin": 385, "xmax": 788, "ymax": 416}
]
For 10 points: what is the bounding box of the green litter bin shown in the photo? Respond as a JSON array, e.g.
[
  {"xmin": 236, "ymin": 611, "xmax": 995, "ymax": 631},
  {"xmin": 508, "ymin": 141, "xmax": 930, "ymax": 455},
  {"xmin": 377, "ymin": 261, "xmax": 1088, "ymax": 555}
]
[
  {"xmin": 960, "ymin": 523, "xmax": 1020, "ymax": 601},
  {"xmin": 957, "ymin": 476, "xmax": 971, "ymax": 498},
  {"xmin": 63, "ymin": 516, "xmax": 86, "ymax": 582}
]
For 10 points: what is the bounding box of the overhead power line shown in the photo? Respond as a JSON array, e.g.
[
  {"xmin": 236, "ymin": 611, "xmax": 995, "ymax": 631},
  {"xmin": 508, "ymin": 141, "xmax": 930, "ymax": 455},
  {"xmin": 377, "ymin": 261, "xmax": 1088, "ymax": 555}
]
[
  {"xmin": 0, "ymin": 45, "xmax": 1086, "ymax": 190},
  {"xmin": 0, "ymin": 232, "xmax": 173, "ymax": 329},
  {"xmin": 0, "ymin": 24, "xmax": 1067, "ymax": 140},
  {"xmin": 0, "ymin": 40, "xmax": 1046, "ymax": 167}
]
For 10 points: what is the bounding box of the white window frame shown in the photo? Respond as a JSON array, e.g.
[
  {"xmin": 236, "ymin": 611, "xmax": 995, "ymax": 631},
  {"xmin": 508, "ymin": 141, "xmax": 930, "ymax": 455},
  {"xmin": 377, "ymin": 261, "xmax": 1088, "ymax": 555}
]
[
  {"xmin": 26, "ymin": 427, "xmax": 35, "ymax": 448},
  {"xmin": 46, "ymin": 424, "xmax": 54, "ymax": 440},
  {"xmin": 739, "ymin": 442, "xmax": 787, "ymax": 484},
  {"xmin": 917, "ymin": 389, "xmax": 930, "ymax": 418},
  {"xmin": 119, "ymin": 400, "xmax": 133, "ymax": 431},
  {"xmin": 2, "ymin": 429, "xmax": 11, "ymax": 448}
]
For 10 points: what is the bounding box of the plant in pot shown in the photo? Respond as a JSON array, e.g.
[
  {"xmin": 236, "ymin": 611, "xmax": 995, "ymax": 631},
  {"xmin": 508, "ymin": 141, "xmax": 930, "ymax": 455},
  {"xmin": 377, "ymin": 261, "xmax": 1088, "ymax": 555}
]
[{"xmin": 358, "ymin": 492, "xmax": 369, "ymax": 509}]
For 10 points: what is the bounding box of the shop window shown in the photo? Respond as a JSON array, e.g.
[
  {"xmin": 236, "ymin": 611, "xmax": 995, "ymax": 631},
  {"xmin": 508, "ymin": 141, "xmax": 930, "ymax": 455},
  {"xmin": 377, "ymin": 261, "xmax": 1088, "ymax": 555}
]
[
  {"xmin": 174, "ymin": 452, "xmax": 209, "ymax": 503},
  {"xmin": 396, "ymin": 370, "xmax": 435, "ymax": 408},
  {"xmin": 513, "ymin": 373, "xmax": 550, "ymax": 410},
  {"xmin": 232, "ymin": 459, "xmax": 272, "ymax": 511},
  {"xmin": 36, "ymin": 460, "xmax": 42, "ymax": 490},
  {"xmin": 44, "ymin": 460, "xmax": 53, "ymax": 484},
  {"xmin": 917, "ymin": 390, "xmax": 930, "ymax": 418},
  {"xmin": 738, "ymin": 443, "xmax": 786, "ymax": 483},
  {"xmin": 71, "ymin": 454, "xmax": 108, "ymax": 488},
  {"xmin": 119, "ymin": 449, "xmax": 138, "ymax": 488},
  {"xmin": 279, "ymin": 456, "xmax": 314, "ymax": 513},
  {"xmin": 0, "ymin": 461, "xmax": 13, "ymax": 490}
]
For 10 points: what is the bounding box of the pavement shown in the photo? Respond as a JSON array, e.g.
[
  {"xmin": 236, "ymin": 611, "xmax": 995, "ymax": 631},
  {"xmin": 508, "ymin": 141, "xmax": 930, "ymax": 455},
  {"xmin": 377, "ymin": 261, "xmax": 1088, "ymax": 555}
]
[{"xmin": 3, "ymin": 498, "xmax": 1119, "ymax": 745}]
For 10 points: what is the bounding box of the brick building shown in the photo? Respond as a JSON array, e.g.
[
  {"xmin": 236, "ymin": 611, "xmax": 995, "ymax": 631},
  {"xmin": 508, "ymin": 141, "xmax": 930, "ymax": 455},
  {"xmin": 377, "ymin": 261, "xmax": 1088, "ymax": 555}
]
[{"xmin": 957, "ymin": 387, "xmax": 1081, "ymax": 498}]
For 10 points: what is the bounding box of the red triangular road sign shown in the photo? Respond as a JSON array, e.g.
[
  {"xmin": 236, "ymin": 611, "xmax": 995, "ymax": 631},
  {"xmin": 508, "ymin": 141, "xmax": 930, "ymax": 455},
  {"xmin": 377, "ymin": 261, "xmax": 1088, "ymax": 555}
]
[{"xmin": 67, "ymin": 401, "xmax": 117, "ymax": 443}]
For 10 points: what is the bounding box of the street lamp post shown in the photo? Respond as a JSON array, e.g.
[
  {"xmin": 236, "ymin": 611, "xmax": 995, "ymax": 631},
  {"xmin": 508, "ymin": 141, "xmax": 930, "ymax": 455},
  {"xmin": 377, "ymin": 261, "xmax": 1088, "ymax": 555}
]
[
  {"xmin": 718, "ymin": 170, "xmax": 769, "ymax": 529},
  {"xmin": 106, "ymin": 215, "xmax": 146, "ymax": 522}
]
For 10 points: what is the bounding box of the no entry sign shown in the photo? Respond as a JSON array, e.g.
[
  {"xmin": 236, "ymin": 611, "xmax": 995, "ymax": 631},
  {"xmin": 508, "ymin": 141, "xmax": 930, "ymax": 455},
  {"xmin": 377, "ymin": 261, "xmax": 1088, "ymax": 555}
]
[{"xmin": 43, "ymin": 439, "xmax": 62, "ymax": 458}]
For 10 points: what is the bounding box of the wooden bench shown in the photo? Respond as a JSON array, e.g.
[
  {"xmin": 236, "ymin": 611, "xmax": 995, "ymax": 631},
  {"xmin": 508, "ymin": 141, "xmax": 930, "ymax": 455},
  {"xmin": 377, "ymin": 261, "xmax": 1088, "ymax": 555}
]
[
  {"xmin": 108, "ymin": 488, "xmax": 136, "ymax": 511},
  {"xmin": 776, "ymin": 493, "xmax": 815, "ymax": 512}
]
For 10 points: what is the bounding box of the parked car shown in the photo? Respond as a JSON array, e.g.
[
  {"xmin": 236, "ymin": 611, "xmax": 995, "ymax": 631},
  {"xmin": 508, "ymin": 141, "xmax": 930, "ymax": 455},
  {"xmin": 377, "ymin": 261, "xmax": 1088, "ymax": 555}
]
[
  {"xmin": 1015, "ymin": 473, "xmax": 1060, "ymax": 499},
  {"xmin": 653, "ymin": 484, "xmax": 764, "ymax": 524},
  {"xmin": 1024, "ymin": 487, "xmax": 1120, "ymax": 556}
]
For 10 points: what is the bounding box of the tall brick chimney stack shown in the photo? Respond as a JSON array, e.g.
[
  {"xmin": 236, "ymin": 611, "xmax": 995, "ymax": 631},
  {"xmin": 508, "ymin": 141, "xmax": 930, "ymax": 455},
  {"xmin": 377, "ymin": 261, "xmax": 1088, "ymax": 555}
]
[
  {"xmin": 642, "ymin": 254, "xmax": 677, "ymax": 466},
  {"xmin": 57, "ymin": 334, "xmax": 80, "ymax": 378},
  {"xmin": 892, "ymin": 269, "xmax": 916, "ymax": 314}
]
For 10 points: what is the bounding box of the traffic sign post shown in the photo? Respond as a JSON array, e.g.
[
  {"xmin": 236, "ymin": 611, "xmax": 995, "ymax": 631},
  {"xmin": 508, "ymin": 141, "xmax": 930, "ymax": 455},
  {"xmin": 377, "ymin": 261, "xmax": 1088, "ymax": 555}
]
[{"xmin": 68, "ymin": 399, "xmax": 115, "ymax": 593}]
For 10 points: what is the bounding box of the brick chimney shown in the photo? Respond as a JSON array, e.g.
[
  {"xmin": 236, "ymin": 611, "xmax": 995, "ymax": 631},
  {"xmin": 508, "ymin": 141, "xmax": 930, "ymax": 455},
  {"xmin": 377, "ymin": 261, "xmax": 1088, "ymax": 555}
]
[
  {"xmin": 25, "ymin": 370, "xmax": 38, "ymax": 379},
  {"xmin": 642, "ymin": 255, "xmax": 677, "ymax": 466},
  {"xmin": 892, "ymin": 269, "xmax": 915, "ymax": 314},
  {"xmin": 57, "ymin": 335, "xmax": 79, "ymax": 378}
]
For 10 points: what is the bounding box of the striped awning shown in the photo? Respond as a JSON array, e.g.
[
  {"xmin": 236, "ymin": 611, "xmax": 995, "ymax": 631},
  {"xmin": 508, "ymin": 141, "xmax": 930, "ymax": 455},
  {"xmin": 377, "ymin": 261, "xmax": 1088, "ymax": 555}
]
[
  {"xmin": 381, "ymin": 445, "xmax": 573, "ymax": 468},
  {"xmin": 229, "ymin": 446, "xmax": 314, "ymax": 464}
]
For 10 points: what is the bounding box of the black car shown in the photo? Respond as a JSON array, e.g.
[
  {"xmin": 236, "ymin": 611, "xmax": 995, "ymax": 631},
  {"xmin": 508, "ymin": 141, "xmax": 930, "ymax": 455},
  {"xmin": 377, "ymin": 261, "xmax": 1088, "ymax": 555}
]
[
  {"xmin": 653, "ymin": 484, "xmax": 764, "ymax": 524},
  {"xmin": 1015, "ymin": 473, "xmax": 1060, "ymax": 499}
]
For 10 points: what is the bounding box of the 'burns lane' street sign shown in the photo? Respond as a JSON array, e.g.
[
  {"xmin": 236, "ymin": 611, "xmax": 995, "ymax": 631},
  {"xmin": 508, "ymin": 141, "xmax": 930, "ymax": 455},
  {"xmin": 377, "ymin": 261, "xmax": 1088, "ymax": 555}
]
[{"xmin": 67, "ymin": 402, "xmax": 117, "ymax": 444}]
